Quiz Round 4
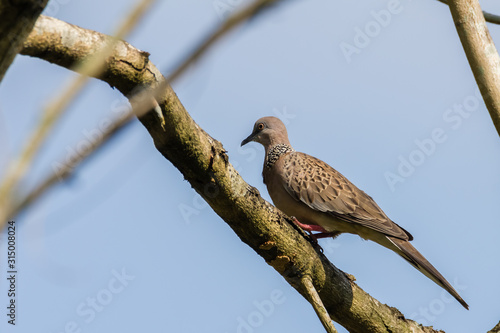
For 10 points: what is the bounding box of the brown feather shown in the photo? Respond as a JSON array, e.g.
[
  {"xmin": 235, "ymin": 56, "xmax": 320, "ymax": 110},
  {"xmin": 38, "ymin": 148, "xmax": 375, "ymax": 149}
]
[{"xmin": 281, "ymin": 152, "xmax": 412, "ymax": 241}]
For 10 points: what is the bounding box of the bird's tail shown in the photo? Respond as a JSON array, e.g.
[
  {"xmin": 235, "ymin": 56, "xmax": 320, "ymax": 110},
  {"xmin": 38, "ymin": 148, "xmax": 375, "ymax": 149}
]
[{"xmin": 387, "ymin": 236, "xmax": 469, "ymax": 310}]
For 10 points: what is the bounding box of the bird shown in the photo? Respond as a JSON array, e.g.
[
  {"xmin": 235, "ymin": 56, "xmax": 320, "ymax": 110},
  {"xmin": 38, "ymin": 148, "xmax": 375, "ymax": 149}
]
[{"xmin": 241, "ymin": 116, "xmax": 468, "ymax": 309}]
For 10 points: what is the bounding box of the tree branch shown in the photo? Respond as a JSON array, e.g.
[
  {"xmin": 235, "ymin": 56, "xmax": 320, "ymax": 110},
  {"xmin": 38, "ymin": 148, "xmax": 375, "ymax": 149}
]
[
  {"xmin": 447, "ymin": 0, "xmax": 500, "ymax": 137},
  {"xmin": 0, "ymin": 0, "xmax": 156, "ymax": 231},
  {"xmin": 0, "ymin": 0, "xmax": 48, "ymax": 82},
  {"xmin": 436, "ymin": 0, "xmax": 500, "ymax": 25},
  {"xmin": 167, "ymin": 0, "xmax": 281, "ymax": 84},
  {"xmin": 18, "ymin": 15, "xmax": 445, "ymax": 333}
]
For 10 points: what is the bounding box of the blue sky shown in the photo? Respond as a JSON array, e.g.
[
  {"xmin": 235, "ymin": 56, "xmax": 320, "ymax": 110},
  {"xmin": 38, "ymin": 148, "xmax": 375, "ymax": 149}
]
[{"xmin": 1, "ymin": 0, "xmax": 500, "ymax": 332}]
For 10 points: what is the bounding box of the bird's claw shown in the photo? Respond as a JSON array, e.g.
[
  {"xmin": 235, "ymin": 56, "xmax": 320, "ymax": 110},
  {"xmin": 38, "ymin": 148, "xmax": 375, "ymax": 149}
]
[{"xmin": 289, "ymin": 216, "xmax": 324, "ymax": 253}]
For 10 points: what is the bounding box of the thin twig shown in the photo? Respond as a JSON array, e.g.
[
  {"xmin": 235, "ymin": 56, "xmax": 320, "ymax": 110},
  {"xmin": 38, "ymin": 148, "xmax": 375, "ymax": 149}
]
[
  {"xmin": 0, "ymin": 0, "xmax": 156, "ymax": 226},
  {"xmin": 11, "ymin": 112, "xmax": 136, "ymax": 216},
  {"xmin": 447, "ymin": 0, "xmax": 500, "ymax": 137},
  {"xmin": 120, "ymin": 0, "xmax": 287, "ymax": 125},
  {"xmin": 6, "ymin": 0, "xmax": 287, "ymax": 222},
  {"xmin": 301, "ymin": 275, "xmax": 339, "ymax": 333},
  {"xmin": 147, "ymin": 0, "xmax": 286, "ymax": 106},
  {"xmin": 436, "ymin": 0, "xmax": 500, "ymax": 24},
  {"xmin": 8, "ymin": 89, "xmax": 158, "ymax": 217}
]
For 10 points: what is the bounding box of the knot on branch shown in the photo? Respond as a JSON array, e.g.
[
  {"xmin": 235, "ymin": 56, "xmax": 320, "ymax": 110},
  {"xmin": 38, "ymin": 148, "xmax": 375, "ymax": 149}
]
[{"xmin": 268, "ymin": 255, "xmax": 292, "ymax": 274}]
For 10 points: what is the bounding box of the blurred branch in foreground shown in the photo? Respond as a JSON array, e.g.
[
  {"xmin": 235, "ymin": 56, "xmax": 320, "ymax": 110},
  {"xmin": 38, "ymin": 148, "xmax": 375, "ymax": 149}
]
[{"xmin": 0, "ymin": 0, "xmax": 157, "ymax": 230}]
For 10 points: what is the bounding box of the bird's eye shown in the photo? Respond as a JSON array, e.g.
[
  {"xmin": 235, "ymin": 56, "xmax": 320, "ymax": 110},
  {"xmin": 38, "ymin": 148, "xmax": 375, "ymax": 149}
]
[{"xmin": 257, "ymin": 123, "xmax": 265, "ymax": 130}]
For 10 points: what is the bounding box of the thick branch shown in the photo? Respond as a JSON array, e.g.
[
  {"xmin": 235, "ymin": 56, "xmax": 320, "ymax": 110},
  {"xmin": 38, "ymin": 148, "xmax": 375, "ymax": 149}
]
[
  {"xmin": 301, "ymin": 275, "xmax": 339, "ymax": 333},
  {"xmin": 20, "ymin": 16, "xmax": 443, "ymax": 333},
  {"xmin": 0, "ymin": 0, "xmax": 48, "ymax": 82},
  {"xmin": 448, "ymin": 0, "xmax": 500, "ymax": 137}
]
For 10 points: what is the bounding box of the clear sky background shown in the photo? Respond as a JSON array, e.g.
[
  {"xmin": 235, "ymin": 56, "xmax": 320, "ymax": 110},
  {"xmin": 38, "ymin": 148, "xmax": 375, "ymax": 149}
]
[{"xmin": 1, "ymin": 0, "xmax": 500, "ymax": 332}]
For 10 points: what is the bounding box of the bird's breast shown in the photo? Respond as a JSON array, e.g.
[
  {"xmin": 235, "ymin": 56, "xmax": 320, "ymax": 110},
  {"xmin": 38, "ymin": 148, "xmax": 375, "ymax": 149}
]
[{"xmin": 264, "ymin": 161, "xmax": 321, "ymax": 226}]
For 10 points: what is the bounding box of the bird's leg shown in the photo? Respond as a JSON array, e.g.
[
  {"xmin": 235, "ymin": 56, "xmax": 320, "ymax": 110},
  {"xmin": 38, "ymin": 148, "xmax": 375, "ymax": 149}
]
[
  {"xmin": 291, "ymin": 217, "xmax": 327, "ymax": 233},
  {"xmin": 290, "ymin": 217, "xmax": 341, "ymax": 253},
  {"xmin": 289, "ymin": 216, "xmax": 322, "ymax": 252}
]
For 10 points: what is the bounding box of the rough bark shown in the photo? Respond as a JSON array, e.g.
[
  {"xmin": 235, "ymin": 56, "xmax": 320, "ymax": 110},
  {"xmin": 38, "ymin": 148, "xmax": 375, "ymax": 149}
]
[
  {"xmin": 448, "ymin": 0, "xmax": 500, "ymax": 137},
  {"xmin": 0, "ymin": 0, "xmax": 48, "ymax": 82},
  {"xmin": 18, "ymin": 15, "xmax": 445, "ymax": 333}
]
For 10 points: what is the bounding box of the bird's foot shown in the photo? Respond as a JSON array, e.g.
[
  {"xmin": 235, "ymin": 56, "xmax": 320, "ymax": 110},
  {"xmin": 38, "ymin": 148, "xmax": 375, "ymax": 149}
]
[
  {"xmin": 291, "ymin": 217, "xmax": 331, "ymax": 253},
  {"xmin": 307, "ymin": 235, "xmax": 324, "ymax": 253}
]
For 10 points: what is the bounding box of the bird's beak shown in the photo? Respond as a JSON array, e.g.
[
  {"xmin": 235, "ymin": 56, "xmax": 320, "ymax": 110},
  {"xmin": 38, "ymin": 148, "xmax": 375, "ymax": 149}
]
[{"xmin": 241, "ymin": 132, "xmax": 255, "ymax": 146}]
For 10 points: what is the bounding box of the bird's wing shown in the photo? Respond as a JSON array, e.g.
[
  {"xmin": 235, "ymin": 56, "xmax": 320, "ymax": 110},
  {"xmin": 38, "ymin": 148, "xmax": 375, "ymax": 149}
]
[{"xmin": 281, "ymin": 152, "xmax": 412, "ymax": 240}]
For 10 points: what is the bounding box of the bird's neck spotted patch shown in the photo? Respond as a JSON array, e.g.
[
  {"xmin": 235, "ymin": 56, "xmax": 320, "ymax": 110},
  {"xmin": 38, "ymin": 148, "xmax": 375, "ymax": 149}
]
[{"xmin": 266, "ymin": 144, "xmax": 294, "ymax": 169}]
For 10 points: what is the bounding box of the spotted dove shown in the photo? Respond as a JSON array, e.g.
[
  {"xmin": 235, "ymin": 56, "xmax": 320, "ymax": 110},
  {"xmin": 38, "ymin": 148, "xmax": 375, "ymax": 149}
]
[{"xmin": 241, "ymin": 116, "xmax": 468, "ymax": 309}]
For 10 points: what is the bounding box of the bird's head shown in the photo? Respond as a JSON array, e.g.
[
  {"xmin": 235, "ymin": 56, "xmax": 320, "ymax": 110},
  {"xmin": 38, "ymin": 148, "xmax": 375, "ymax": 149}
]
[{"xmin": 241, "ymin": 116, "xmax": 291, "ymax": 148}]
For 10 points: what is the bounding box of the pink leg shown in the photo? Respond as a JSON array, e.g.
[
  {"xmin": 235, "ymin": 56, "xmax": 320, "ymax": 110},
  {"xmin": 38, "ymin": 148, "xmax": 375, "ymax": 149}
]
[
  {"xmin": 291, "ymin": 217, "xmax": 328, "ymax": 232},
  {"xmin": 291, "ymin": 217, "xmax": 340, "ymax": 241}
]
